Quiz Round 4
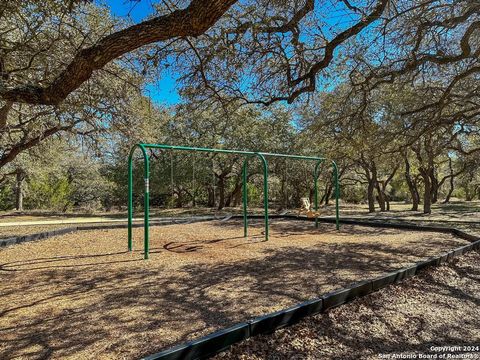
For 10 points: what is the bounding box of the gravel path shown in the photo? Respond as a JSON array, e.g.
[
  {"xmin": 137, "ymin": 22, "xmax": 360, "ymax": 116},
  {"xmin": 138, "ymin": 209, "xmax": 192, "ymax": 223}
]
[
  {"xmin": 215, "ymin": 250, "xmax": 480, "ymax": 360},
  {"xmin": 0, "ymin": 219, "xmax": 470, "ymax": 359}
]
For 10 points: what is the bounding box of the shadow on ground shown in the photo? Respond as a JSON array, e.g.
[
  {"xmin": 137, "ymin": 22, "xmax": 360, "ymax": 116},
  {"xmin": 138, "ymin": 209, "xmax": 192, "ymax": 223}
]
[
  {"xmin": 0, "ymin": 221, "xmax": 471, "ymax": 359},
  {"xmin": 215, "ymin": 251, "xmax": 480, "ymax": 360}
]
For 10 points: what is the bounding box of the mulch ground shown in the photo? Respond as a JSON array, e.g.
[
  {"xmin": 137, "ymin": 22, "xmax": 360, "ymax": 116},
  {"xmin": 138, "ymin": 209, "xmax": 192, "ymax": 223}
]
[
  {"xmin": 0, "ymin": 219, "xmax": 471, "ymax": 359},
  {"xmin": 216, "ymin": 250, "xmax": 480, "ymax": 360}
]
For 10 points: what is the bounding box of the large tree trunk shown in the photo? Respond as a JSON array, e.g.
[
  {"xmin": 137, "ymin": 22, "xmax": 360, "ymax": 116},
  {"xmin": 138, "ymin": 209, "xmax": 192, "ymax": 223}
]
[
  {"xmin": 430, "ymin": 171, "xmax": 439, "ymax": 204},
  {"xmin": 217, "ymin": 176, "xmax": 226, "ymax": 210},
  {"xmin": 323, "ymin": 183, "xmax": 332, "ymax": 206},
  {"xmin": 367, "ymin": 180, "xmax": 376, "ymax": 213},
  {"xmin": 174, "ymin": 187, "xmax": 184, "ymax": 208},
  {"xmin": 15, "ymin": 169, "xmax": 24, "ymax": 211},
  {"xmin": 405, "ymin": 155, "xmax": 419, "ymax": 211},
  {"xmin": 421, "ymin": 170, "xmax": 432, "ymax": 214},
  {"xmin": 207, "ymin": 185, "xmax": 215, "ymax": 207},
  {"xmin": 225, "ymin": 180, "xmax": 242, "ymax": 208},
  {"xmin": 443, "ymin": 157, "xmax": 455, "ymax": 204},
  {"xmin": 233, "ymin": 183, "xmax": 242, "ymax": 207},
  {"xmin": 444, "ymin": 175, "xmax": 455, "ymax": 203},
  {"xmin": 375, "ymin": 182, "xmax": 386, "ymax": 212}
]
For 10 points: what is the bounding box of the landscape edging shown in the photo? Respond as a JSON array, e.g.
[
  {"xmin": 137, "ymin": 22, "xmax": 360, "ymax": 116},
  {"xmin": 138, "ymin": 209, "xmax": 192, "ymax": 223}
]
[{"xmin": 0, "ymin": 216, "xmax": 218, "ymax": 247}]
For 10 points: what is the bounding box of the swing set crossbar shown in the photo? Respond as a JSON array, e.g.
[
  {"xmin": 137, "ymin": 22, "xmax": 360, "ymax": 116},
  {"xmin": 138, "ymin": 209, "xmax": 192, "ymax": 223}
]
[{"xmin": 128, "ymin": 143, "xmax": 340, "ymax": 259}]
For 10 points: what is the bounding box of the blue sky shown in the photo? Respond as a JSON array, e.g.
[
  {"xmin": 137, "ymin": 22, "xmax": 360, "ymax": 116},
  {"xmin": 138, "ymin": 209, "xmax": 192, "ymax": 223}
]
[
  {"xmin": 97, "ymin": 1, "xmax": 363, "ymax": 108},
  {"xmin": 101, "ymin": 0, "xmax": 181, "ymax": 105}
]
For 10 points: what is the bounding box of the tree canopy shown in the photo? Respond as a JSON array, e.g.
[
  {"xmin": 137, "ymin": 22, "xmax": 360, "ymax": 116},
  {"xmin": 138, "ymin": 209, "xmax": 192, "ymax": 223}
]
[{"xmin": 0, "ymin": 0, "xmax": 479, "ymax": 214}]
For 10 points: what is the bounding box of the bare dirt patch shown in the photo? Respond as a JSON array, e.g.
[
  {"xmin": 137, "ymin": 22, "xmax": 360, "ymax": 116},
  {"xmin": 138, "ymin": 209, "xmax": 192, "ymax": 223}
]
[
  {"xmin": 216, "ymin": 250, "xmax": 480, "ymax": 360},
  {"xmin": 0, "ymin": 219, "xmax": 470, "ymax": 359}
]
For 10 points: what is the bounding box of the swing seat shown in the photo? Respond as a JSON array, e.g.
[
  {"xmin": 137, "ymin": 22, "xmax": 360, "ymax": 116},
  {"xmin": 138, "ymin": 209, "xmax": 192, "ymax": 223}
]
[{"xmin": 297, "ymin": 198, "xmax": 319, "ymax": 218}]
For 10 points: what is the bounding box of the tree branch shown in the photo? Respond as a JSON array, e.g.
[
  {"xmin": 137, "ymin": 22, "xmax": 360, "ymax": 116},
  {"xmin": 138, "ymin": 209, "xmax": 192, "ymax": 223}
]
[{"xmin": 0, "ymin": 0, "xmax": 237, "ymax": 105}]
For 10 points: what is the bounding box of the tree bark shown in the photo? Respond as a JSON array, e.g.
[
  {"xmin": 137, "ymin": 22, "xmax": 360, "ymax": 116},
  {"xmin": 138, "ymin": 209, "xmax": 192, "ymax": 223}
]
[
  {"xmin": 443, "ymin": 157, "xmax": 456, "ymax": 204},
  {"xmin": 323, "ymin": 183, "xmax": 332, "ymax": 206},
  {"xmin": 375, "ymin": 182, "xmax": 386, "ymax": 212},
  {"xmin": 207, "ymin": 186, "xmax": 215, "ymax": 207},
  {"xmin": 217, "ymin": 176, "xmax": 225, "ymax": 210},
  {"xmin": 444, "ymin": 175, "xmax": 454, "ymax": 203},
  {"xmin": 420, "ymin": 169, "xmax": 432, "ymax": 214},
  {"xmin": 430, "ymin": 171, "xmax": 439, "ymax": 204},
  {"xmin": 367, "ymin": 180, "xmax": 376, "ymax": 212},
  {"xmin": 233, "ymin": 183, "xmax": 242, "ymax": 207},
  {"xmin": 15, "ymin": 169, "xmax": 25, "ymax": 211},
  {"xmin": 405, "ymin": 154, "xmax": 419, "ymax": 211},
  {"xmin": 225, "ymin": 180, "xmax": 242, "ymax": 208}
]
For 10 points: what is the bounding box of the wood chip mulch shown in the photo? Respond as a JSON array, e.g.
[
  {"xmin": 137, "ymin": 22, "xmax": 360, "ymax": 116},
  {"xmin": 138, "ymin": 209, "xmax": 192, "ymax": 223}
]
[
  {"xmin": 0, "ymin": 219, "xmax": 471, "ymax": 359},
  {"xmin": 215, "ymin": 250, "xmax": 480, "ymax": 360}
]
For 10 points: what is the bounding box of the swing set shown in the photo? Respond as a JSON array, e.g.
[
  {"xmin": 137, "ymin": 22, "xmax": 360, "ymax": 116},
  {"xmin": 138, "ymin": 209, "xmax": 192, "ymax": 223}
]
[{"xmin": 128, "ymin": 144, "xmax": 340, "ymax": 259}]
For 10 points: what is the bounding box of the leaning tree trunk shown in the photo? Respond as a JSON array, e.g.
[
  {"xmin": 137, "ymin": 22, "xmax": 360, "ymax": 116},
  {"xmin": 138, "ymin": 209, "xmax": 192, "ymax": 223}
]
[
  {"xmin": 444, "ymin": 175, "xmax": 455, "ymax": 203},
  {"xmin": 15, "ymin": 169, "xmax": 24, "ymax": 211},
  {"xmin": 443, "ymin": 158, "xmax": 455, "ymax": 204}
]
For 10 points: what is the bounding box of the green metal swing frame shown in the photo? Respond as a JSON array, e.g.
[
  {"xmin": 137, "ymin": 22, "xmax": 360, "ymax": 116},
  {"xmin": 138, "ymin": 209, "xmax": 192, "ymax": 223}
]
[{"xmin": 128, "ymin": 143, "xmax": 340, "ymax": 259}]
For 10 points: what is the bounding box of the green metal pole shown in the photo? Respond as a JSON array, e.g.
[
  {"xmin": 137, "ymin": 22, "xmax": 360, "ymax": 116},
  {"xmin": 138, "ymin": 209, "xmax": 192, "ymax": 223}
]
[
  {"xmin": 128, "ymin": 144, "xmax": 150, "ymax": 257},
  {"xmin": 128, "ymin": 148, "xmax": 134, "ymax": 252},
  {"xmin": 314, "ymin": 160, "xmax": 323, "ymax": 228},
  {"xmin": 143, "ymin": 146, "xmax": 150, "ymax": 259},
  {"xmin": 257, "ymin": 153, "xmax": 269, "ymax": 241},
  {"xmin": 332, "ymin": 161, "xmax": 340, "ymax": 230},
  {"xmin": 242, "ymin": 154, "xmax": 269, "ymax": 241},
  {"xmin": 242, "ymin": 158, "xmax": 248, "ymax": 237}
]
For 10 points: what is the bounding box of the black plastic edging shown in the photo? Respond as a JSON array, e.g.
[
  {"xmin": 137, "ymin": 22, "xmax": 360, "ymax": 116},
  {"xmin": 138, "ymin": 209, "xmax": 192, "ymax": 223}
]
[
  {"xmin": 0, "ymin": 216, "xmax": 218, "ymax": 248},
  {"xmin": 142, "ymin": 322, "xmax": 250, "ymax": 360},
  {"xmin": 0, "ymin": 226, "xmax": 78, "ymax": 247},
  {"xmin": 248, "ymin": 297, "xmax": 324, "ymax": 336},
  {"xmin": 3, "ymin": 214, "xmax": 477, "ymax": 249},
  {"xmin": 230, "ymin": 214, "xmax": 465, "ymax": 235},
  {"xmin": 143, "ymin": 234, "xmax": 480, "ymax": 360}
]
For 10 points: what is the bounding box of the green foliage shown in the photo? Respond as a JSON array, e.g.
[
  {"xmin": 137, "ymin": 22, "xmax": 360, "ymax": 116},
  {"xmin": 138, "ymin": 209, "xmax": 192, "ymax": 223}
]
[
  {"xmin": 341, "ymin": 184, "xmax": 366, "ymax": 204},
  {"xmin": 0, "ymin": 181, "xmax": 14, "ymax": 211},
  {"xmin": 26, "ymin": 174, "xmax": 73, "ymax": 211}
]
